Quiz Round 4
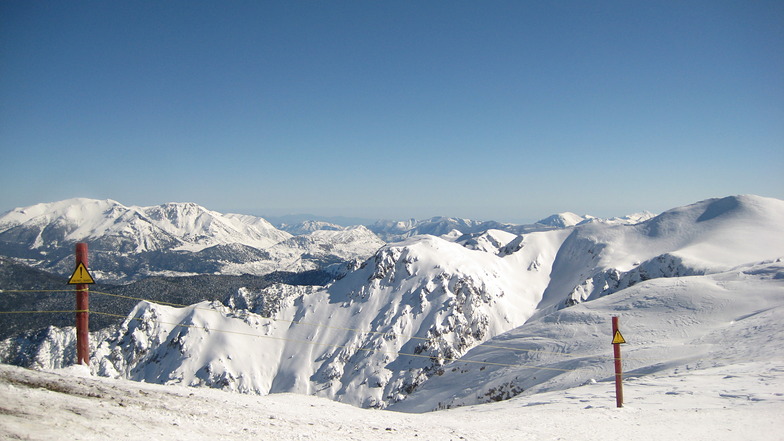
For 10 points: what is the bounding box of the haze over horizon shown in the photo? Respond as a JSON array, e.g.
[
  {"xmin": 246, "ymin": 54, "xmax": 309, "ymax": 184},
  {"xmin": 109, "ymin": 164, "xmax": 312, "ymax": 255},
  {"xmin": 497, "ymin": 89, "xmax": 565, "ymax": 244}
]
[{"xmin": 2, "ymin": 1, "xmax": 782, "ymax": 222}]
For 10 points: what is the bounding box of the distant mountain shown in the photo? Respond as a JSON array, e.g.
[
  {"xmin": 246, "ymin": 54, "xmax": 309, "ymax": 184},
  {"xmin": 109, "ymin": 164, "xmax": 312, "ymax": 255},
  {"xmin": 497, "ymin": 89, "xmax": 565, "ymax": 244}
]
[
  {"xmin": 535, "ymin": 212, "xmax": 593, "ymax": 228},
  {"xmin": 0, "ymin": 199, "xmax": 383, "ymax": 282},
  {"xmin": 0, "ymin": 198, "xmax": 291, "ymax": 253},
  {"xmin": 602, "ymin": 211, "xmax": 656, "ymax": 225},
  {"xmin": 5, "ymin": 195, "xmax": 781, "ymax": 411},
  {"xmin": 368, "ymin": 212, "xmax": 655, "ymax": 243},
  {"xmin": 369, "ymin": 216, "xmax": 555, "ymax": 242},
  {"xmin": 265, "ymin": 214, "xmax": 377, "ymax": 228},
  {"xmin": 278, "ymin": 220, "xmax": 343, "ymax": 235},
  {"xmin": 222, "ymin": 225, "xmax": 386, "ymax": 275}
]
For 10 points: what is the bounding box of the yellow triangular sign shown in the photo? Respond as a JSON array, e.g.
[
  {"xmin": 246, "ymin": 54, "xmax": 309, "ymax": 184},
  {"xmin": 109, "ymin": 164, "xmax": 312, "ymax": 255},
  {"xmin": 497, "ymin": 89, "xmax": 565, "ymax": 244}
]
[
  {"xmin": 612, "ymin": 330, "xmax": 626, "ymax": 345},
  {"xmin": 68, "ymin": 262, "xmax": 95, "ymax": 285}
]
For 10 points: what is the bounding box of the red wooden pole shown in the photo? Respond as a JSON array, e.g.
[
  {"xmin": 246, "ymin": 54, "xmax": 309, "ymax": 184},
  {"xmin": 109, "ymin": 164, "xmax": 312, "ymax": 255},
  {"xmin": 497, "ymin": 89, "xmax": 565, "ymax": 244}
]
[
  {"xmin": 75, "ymin": 243, "xmax": 90, "ymax": 366},
  {"xmin": 612, "ymin": 316, "xmax": 623, "ymax": 408}
]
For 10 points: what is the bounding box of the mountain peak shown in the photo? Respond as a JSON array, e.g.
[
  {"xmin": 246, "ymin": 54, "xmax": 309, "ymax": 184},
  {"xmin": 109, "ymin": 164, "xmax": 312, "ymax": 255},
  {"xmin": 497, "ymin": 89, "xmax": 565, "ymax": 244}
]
[{"xmin": 536, "ymin": 212, "xmax": 590, "ymax": 228}]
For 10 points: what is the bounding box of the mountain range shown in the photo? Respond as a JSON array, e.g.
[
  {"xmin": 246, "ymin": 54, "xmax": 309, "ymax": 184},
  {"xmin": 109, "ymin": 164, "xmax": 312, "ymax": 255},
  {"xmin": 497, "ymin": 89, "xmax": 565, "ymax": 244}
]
[
  {"xmin": 0, "ymin": 198, "xmax": 383, "ymax": 282},
  {"xmin": 1, "ymin": 194, "xmax": 781, "ymax": 411},
  {"xmin": 0, "ymin": 198, "xmax": 650, "ymax": 283}
]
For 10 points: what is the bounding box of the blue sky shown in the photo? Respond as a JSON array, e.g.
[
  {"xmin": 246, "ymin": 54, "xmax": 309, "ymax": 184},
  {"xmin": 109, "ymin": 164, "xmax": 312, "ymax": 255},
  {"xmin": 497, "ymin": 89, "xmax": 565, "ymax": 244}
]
[{"xmin": 1, "ymin": 1, "xmax": 782, "ymax": 222}]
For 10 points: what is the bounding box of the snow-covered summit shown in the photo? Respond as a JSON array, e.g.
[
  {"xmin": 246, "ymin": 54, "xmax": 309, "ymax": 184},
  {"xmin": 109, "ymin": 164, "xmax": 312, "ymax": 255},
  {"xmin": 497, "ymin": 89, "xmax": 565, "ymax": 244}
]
[
  {"xmin": 536, "ymin": 194, "xmax": 784, "ymax": 314},
  {"xmin": 278, "ymin": 220, "xmax": 344, "ymax": 235},
  {"xmin": 0, "ymin": 198, "xmax": 291, "ymax": 253},
  {"xmin": 601, "ymin": 211, "xmax": 656, "ymax": 225},
  {"xmin": 536, "ymin": 212, "xmax": 592, "ymax": 228}
]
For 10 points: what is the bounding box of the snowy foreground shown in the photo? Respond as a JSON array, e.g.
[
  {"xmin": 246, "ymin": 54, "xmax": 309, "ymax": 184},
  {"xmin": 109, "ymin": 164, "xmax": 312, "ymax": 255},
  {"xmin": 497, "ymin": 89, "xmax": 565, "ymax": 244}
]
[{"xmin": 1, "ymin": 361, "xmax": 782, "ymax": 441}]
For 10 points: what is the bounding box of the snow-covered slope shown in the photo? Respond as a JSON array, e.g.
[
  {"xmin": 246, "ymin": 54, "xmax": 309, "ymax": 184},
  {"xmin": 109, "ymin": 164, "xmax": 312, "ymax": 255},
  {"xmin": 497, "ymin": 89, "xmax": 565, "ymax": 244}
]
[
  {"xmin": 213, "ymin": 225, "xmax": 385, "ymax": 276},
  {"xmin": 269, "ymin": 225, "xmax": 385, "ymax": 268},
  {"xmin": 537, "ymin": 195, "xmax": 784, "ymax": 314},
  {"xmin": 3, "ymin": 361, "xmax": 782, "ymax": 441},
  {"xmin": 391, "ymin": 259, "xmax": 784, "ymax": 411}
]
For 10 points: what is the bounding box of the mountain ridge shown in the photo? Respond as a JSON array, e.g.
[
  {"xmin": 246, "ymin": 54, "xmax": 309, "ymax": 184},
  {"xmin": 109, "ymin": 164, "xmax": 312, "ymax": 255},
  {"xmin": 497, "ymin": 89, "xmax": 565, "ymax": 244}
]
[
  {"xmin": 0, "ymin": 199, "xmax": 382, "ymax": 282},
  {"xmin": 0, "ymin": 197, "xmax": 653, "ymax": 282}
]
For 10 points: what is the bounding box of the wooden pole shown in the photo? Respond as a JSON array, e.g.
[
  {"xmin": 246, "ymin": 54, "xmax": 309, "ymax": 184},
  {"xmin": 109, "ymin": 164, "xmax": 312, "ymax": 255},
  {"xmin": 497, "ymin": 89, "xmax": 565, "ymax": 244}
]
[
  {"xmin": 75, "ymin": 243, "xmax": 90, "ymax": 366},
  {"xmin": 612, "ymin": 316, "xmax": 623, "ymax": 408}
]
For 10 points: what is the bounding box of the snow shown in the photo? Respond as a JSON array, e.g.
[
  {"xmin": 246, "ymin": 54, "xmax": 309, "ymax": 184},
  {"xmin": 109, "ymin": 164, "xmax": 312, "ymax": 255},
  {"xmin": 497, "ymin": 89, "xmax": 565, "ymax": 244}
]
[
  {"xmin": 1, "ymin": 359, "xmax": 782, "ymax": 440},
  {"xmin": 534, "ymin": 195, "xmax": 784, "ymax": 315},
  {"xmin": 391, "ymin": 259, "xmax": 784, "ymax": 412}
]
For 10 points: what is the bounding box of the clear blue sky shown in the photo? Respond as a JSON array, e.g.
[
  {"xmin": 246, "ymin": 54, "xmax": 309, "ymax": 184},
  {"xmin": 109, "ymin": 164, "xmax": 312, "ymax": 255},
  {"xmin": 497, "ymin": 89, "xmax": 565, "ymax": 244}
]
[{"xmin": 1, "ymin": 1, "xmax": 782, "ymax": 222}]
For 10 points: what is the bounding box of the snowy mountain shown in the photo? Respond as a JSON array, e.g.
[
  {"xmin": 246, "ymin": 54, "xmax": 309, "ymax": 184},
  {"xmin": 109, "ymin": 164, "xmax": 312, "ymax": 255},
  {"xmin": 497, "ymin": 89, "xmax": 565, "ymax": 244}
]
[
  {"xmin": 0, "ymin": 198, "xmax": 654, "ymax": 283},
  {"xmin": 536, "ymin": 211, "xmax": 593, "ymax": 228},
  {"xmin": 391, "ymin": 258, "xmax": 784, "ymax": 411},
  {"xmin": 0, "ymin": 198, "xmax": 290, "ymax": 253},
  {"xmin": 601, "ymin": 211, "xmax": 656, "ymax": 225},
  {"xmin": 536, "ymin": 194, "xmax": 784, "ymax": 315},
  {"xmin": 369, "ymin": 216, "xmax": 556, "ymax": 242},
  {"xmin": 278, "ymin": 220, "xmax": 344, "ymax": 235},
  {"xmin": 0, "ymin": 199, "xmax": 383, "ymax": 282},
  {"xmin": 207, "ymin": 225, "xmax": 386, "ymax": 277},
  {"xmin": 269, "ymin": 225, "xmax": 385, "ymax": 268},
  {"xmin": 368, "ymin": 211, "xmax": 651, "ymax": 244},
  {"xmin": 2, "ymin": 194, "xmax": 782, "ymax": 414},
  {"xmin": 84, "ymin": 229, "xmax": 563, "ymax": 408},
  {"xmin": 368, "ymin": 217, "xmax": 480, "ymax": 242}
]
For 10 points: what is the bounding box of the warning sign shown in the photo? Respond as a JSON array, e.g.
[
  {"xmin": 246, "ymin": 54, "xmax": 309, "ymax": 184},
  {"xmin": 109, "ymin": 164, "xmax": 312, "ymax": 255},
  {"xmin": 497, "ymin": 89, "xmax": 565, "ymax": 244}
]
[
  {"xmin": 68, "ymin": 262, "xmax": 95, "ymax": 285},
  {"xmin": 612, "ymin": 330, "xmax": 626, "ymax": 345}
]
